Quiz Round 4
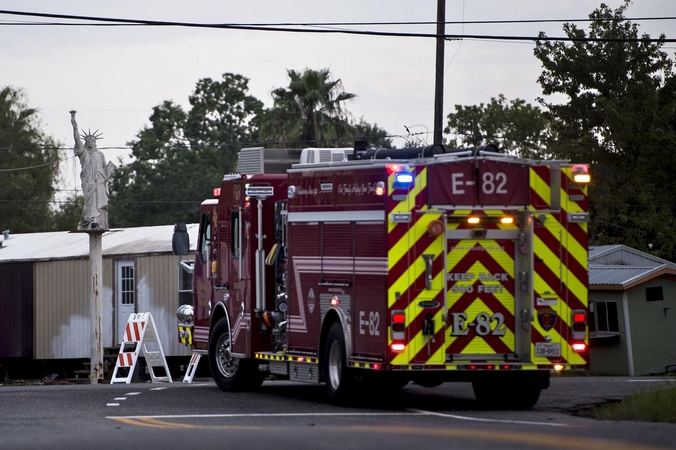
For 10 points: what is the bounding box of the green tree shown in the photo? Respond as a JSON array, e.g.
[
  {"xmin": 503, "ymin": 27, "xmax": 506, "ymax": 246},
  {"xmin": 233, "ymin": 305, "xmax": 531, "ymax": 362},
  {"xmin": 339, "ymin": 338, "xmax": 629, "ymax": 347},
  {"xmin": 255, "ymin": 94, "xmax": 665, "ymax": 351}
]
[
  {"xmin": 444, "ymin": 94, "xmax": 554, "ymax": 159},
  {"xmin": 52, "ymin": 194, "xmax": 83, "ymax": 231},
  {"xmin": 0, "ymin": 86, "xmax": 61, "ymax": 233},
  {"xmin": 354, "ymin": 117, "xmax": 393, "ymax": 149},
  {"xmin": 260, "ymin": 68, "xmax": 356, "ymax": 148},
  {"xmin": 534, "ymin": 0, "xmax": 676, "ymax": 260},
  {"xmin": 111, "ymin": 73, "xmax": 263, "ymax": 227}
]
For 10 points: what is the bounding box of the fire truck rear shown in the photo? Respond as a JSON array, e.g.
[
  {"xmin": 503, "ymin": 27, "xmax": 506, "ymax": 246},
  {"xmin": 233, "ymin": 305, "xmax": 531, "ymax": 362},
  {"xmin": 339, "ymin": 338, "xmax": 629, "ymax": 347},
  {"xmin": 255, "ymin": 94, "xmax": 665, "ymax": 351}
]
[{"xmin": 174, "ymin": 143, "xmax": 591, "ymax": 408}]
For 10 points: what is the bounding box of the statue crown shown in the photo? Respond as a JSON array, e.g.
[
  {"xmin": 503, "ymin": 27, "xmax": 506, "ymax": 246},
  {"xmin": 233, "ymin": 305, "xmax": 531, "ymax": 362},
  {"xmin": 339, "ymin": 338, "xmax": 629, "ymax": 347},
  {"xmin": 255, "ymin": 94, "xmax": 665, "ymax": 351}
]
[{"xmin": 80, "ymin": 128, "xmax": 103, "ymax": 141}]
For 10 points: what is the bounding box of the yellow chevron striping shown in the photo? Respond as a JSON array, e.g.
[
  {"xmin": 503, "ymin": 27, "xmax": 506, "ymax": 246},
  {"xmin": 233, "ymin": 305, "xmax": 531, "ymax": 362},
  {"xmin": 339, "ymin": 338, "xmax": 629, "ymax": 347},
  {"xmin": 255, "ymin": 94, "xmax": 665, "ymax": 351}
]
[
  {"xmin": 529, "ymin": 166, "xmax": 551, "ymax": 208},
  {"xmin": 446, "ymin": 245, "xmax": 516, "ymax": 354},
  {"xmin": 533, "ymin": 230, "xmax": 586, "ymax": 307},
  {"xmin": 387, "ymin": 167, "xmax": 427, "ymax": 234},
  {"xmin": 396, "ymin": 309, "xmax": 446, "ymax": 364},
  {"xmin": 401, "ymin": 272, "xmax": 446, "ymax": 325},
  {"xmin": 389, "ymin": 220, "xmax": 443, "ymax": 309},
  {"xmin": 389, "ymin": 207, "xmax": 436, "ymax": 271}
]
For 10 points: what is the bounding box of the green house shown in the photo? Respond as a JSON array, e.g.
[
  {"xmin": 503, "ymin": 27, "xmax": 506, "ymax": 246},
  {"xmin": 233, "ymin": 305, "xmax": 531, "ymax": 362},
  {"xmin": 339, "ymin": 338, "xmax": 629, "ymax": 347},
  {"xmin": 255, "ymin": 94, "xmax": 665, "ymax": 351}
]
[{"xmin": 589, "ymin": 245, "xmax": 676, "ymax": 375}]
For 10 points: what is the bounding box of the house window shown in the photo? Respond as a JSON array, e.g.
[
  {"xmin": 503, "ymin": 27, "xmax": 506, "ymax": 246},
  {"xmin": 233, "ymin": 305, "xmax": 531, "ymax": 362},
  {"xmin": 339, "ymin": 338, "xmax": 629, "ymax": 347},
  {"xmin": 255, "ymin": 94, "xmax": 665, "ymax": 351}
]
[
  {"xmin": 645, "ymin": 286, "xmax": 664, "ymax": 302},
  {"xmin": 589, "ymin": 301, "xmax": 619, "ymax": 335},
  {"xmin": 178, "ymin": 260, "xmax": 194, "ymax": 306}
]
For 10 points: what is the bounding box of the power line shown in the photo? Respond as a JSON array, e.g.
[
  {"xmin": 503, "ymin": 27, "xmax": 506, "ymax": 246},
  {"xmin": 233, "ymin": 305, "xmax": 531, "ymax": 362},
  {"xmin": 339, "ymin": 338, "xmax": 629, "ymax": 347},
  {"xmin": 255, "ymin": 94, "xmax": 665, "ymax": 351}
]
[
  {"xmin": 0, "ymin": 10, "xmax": 673, "ymax": 42},
  {"xmin": 1, "ymin": 13, "xmax": 675, "ymax": 27}
]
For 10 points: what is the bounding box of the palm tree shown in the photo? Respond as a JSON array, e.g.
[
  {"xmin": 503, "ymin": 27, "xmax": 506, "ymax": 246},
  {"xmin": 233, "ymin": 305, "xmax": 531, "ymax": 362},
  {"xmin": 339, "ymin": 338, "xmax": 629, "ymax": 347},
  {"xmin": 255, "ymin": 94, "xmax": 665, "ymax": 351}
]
[{"xmin": 260, "ymin": 68, "xmax": 356, "ymax": 148}]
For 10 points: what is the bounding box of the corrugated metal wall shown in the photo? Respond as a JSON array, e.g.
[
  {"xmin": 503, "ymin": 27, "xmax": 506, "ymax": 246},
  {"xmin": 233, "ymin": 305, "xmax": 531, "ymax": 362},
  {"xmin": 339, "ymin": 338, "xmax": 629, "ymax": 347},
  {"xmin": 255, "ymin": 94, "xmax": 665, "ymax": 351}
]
[
  {"xmin": 0, "ymin": 262, "xmax": 34, "ymax": 357},
  {"xmin": 32, "ymin": 253, "xmax": 192, "ymax": 359},
  {"xmin": 34, "ymin": 259, "xmax": 113, "ymax": 359},
  {"xmin": 136, "ymin": 254, "xmax": 192, "ymax": 357}
]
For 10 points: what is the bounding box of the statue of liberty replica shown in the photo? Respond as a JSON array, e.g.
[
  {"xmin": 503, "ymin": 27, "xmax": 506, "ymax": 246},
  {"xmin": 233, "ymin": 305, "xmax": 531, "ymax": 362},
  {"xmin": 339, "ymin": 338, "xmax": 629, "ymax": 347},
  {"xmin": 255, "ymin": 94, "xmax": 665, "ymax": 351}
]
[{"xmin": 70, "ymin": 110, "xmax": 116, "ymax": 230}]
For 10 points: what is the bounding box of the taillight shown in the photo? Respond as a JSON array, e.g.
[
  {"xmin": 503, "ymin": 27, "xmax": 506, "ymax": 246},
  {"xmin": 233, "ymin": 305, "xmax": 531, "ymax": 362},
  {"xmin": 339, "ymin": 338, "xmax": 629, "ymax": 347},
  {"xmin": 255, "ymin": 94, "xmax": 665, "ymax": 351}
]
[
  {"xmin": 390, "ymin": 310, "xmax": 406, "ymax": 349},
  {"xmin": 390, "ymin": 342, "xmax": 405, "ymax": 352},
  {"xmin": 572, "ymin": 342, "xmax": 587, "ymax": 352},
  {"xmin": 570, "ymin": 310, "xmax": 588, "ymax": 352}
]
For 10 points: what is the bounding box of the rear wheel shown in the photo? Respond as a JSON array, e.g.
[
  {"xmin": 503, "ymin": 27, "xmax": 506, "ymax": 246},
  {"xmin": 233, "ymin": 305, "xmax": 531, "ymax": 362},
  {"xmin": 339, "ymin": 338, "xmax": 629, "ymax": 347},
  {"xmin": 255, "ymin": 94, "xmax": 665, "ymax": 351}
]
[
  {"xmin": 472, "ymin": 378, "xmax": 542, "ymax": 409},
  {"xmin": 209, "ymin": 317, "xmax": 265, "ymax": 391},
  {"xmin": 324, "ymin": 322, "xmax": 353, "ymax": 404}
]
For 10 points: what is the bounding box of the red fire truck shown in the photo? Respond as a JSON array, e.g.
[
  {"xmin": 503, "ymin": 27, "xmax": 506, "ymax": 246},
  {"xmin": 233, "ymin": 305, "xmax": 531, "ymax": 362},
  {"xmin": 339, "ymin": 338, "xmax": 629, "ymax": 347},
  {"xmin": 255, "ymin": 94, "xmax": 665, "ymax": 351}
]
[{"xmin": 173, "ymin": 143, "xmax": 591, "ymax": 408}]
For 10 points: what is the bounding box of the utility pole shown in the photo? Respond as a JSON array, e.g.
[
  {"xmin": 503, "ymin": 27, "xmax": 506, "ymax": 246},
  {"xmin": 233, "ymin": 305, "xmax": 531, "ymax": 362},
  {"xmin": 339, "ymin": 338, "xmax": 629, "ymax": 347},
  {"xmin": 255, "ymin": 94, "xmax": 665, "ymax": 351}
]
[{"xmin": 433, "ymin": 0, "xmax": 446, "ymax": 145}]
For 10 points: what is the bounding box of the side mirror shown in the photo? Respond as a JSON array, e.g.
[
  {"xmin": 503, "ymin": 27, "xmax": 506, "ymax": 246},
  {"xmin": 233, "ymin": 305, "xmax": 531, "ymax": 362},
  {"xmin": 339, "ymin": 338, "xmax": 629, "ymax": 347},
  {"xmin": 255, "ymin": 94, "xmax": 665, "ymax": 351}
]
[{"xmin": 172, "ymin": 223, "xmax": 190, "ymax": 255}]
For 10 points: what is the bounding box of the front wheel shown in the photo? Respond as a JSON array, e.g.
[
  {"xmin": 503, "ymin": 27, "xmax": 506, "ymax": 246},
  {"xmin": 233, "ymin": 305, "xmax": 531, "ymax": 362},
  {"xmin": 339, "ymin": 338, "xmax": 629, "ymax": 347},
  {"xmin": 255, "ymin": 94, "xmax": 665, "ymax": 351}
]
[
  {"xmin": 209, "ymin": 317, "xmax": 265, "ymax": 391},
  {"xmin": 324, "ymin": 322, "xmax": 353, "ymax": 404}
]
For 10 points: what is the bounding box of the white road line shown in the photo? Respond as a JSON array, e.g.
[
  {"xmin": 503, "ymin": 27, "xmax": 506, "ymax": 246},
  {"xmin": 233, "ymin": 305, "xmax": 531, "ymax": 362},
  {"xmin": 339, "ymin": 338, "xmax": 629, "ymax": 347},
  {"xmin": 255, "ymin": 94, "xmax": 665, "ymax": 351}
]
[
  {"xmin": 150, "ymin": 387, "xmax": 169, "ymax": 391},
  {"xmin": 107, "ymin": 412, "xmax": 420, "ymax": 419},
  {"xmin": 409, "ymin": 409, "xmax": 570, "ymax": 427},
  {"xmin": 114, "ymin": 397, "xmax": 127, "ymax": 401},
  {"xmin": 627, "ymin": 379, "xmax": 675, "ymax": 382},
  {"xmin": 107, "ymin": 403, "xmax": 120, "ymax": 407},
  {"xmin": 125, "ymin": 392, "xmax": 141, "ymax": 395}
]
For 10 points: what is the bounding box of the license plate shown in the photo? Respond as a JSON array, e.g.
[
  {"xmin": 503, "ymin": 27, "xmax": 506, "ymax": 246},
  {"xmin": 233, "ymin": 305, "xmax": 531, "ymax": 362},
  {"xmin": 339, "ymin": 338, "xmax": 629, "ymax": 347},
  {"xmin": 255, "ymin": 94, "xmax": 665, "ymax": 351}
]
[{"xmin": 535, "ymin": 342, "xmax": 561, "ymax": 357}]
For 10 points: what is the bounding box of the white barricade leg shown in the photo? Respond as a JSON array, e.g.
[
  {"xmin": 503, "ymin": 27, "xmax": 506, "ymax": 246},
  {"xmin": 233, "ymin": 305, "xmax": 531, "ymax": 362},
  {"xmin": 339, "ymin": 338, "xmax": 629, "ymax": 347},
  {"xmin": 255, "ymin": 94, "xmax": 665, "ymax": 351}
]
[
  {"xmin": 183, "ymin": 353, "xmax": 202, "ymax": 383},
  {"xmin": 110, "ymin": 312, "xmax": 172, "ymax": 384},
  {"xmin": 110, "ymin": 313, "xmax": 144, "ymax": 384},
  {"xmin": 140, "ymin": 313, "xmax": 173, "ymax": 383}
]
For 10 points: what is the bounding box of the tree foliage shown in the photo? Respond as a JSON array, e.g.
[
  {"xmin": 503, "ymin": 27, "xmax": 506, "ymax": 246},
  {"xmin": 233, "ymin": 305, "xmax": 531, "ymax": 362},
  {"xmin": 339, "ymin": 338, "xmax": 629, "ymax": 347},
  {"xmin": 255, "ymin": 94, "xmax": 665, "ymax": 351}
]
[
  {"xmin": 444, "ymin": 94, "xmax": 554, "ymax": 158},
  {"xmin": 0, "ymin": 86, "xmax": 61, "ymax": 233},
  {"xmin": 110, "ymin": 73, "xmax": 263, "ymax": 227},
  {"xmin": 534, "ymin": 0, "xmax": 676, "ymax": 260},
  {"xmin": 355, "ymin": 117, "xmax": 393, "ymax": 149},
  {"xmin": 260, "ymin": 68, "xmax": 357, "ymax": 148}
]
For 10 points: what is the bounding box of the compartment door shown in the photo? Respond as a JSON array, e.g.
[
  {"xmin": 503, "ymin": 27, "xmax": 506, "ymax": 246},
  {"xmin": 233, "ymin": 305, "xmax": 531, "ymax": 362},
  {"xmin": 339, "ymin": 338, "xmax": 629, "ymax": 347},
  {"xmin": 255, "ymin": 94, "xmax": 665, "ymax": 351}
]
[{"xmin": 446, "ymin": 232, "xmax": 517, "ymax": 360}]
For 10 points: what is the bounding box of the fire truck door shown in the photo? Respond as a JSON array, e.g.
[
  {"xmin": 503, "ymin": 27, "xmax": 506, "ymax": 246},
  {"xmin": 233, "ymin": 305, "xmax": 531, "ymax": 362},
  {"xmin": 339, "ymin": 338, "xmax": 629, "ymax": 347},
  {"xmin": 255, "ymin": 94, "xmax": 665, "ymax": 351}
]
[
  {"xmin": 408, "ymin": 212, "xmax": 446, "ymax": 364},
  {"xmin": 446, "ymin": 230, "xmax": 518, "ymax": 360},
  {"xmin": 229, "ymin": 208, "xmax": 249, "ymax": 356}
]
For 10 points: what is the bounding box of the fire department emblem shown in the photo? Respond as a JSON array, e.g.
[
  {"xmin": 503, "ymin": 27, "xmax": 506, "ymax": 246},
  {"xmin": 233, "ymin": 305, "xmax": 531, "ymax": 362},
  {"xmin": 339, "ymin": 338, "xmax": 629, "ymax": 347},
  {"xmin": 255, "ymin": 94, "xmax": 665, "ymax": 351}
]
[
  {"xmin": 537, "ymin": 309, "xmax": 557, "ymax": 331},
  {"xmin": 234, "ymin": 185, "xmax": 241, "ymax": 202},
  {"xmin": 308, "ymin": 288, "xmax": 316, "ymax": 314}
]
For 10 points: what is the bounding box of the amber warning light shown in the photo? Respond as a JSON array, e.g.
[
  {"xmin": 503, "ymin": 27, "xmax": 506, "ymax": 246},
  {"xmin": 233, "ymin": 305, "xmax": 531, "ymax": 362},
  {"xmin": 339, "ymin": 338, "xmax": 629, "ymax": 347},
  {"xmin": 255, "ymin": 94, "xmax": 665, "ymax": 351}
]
[{"xmin": 572, "ymin": 165, "xmax": 591, "ymax": 184}]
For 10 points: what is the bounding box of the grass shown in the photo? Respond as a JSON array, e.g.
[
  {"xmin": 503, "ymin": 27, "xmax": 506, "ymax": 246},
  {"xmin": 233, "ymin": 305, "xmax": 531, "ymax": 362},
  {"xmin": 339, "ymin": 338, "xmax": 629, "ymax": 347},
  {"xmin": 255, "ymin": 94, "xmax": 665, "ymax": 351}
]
[{"xmin": 593, "ymin": 383, "xmax": 676, "ymax": 423}]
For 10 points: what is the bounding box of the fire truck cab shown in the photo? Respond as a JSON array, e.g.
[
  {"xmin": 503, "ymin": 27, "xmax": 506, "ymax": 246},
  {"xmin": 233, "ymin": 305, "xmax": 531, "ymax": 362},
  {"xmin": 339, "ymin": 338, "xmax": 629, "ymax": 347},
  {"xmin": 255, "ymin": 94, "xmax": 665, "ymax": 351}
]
[{"xmin": 174, "ymin": 143, "xmax": 591, "ymax": 408}]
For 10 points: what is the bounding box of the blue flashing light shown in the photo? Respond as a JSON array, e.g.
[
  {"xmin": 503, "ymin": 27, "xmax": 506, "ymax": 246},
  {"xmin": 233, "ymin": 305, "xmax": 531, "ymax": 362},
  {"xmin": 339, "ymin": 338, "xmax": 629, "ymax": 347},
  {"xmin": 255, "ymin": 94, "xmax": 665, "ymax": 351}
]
[{"xmin": 395, "ymin": 172, "xmax": 414, "ymax": 184}]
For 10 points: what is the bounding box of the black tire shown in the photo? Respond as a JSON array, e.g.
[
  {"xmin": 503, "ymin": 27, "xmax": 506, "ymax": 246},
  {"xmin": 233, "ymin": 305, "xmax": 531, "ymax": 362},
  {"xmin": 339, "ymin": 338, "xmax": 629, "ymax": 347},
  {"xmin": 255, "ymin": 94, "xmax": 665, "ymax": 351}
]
[
  {"xmin": 472, "ymin": 379, "xmax": 542, "ymax": 409},
  {"xmin": 208, "ymin": 317, "xmax": 265, "ymax": 392},
  {"xmin": 324, "ymin": 322, "xmax": 353, "ymax": 404}
]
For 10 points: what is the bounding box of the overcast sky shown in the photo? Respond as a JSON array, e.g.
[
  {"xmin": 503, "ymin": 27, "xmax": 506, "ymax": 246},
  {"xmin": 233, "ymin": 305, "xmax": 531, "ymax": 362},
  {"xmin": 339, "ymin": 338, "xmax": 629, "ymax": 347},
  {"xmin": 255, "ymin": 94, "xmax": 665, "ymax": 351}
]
[{"xmin": 1, "ymin": 0, "xmax": 675, "ymax": 196}]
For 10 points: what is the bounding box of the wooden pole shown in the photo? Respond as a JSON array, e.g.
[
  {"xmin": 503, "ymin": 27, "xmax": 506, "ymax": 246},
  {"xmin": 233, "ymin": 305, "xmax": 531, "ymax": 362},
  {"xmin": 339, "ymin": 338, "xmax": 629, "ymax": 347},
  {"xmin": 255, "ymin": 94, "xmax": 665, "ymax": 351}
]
[
  {"xmin": 89, "ymin": 231, "xmax": 104, "ymax": 384},
  {"xmin": 433, "ymin": 0, "xmax": 446, "ymax": 145}
]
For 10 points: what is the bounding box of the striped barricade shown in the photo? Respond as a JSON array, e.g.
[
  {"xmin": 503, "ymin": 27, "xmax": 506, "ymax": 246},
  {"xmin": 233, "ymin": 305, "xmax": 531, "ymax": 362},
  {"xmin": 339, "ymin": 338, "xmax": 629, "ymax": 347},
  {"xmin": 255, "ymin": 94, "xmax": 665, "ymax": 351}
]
[{"xmin": 110, "ymin": 313, "xmax": 173, "ymax": 384}]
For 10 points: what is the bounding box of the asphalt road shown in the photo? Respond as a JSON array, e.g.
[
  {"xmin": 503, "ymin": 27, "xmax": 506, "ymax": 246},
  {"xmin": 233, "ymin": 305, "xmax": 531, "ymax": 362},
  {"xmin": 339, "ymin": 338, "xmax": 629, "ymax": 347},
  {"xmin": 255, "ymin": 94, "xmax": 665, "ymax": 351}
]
[{"xmin": 0, "ymin": 376, "xmax": 674, "ymax": 449}]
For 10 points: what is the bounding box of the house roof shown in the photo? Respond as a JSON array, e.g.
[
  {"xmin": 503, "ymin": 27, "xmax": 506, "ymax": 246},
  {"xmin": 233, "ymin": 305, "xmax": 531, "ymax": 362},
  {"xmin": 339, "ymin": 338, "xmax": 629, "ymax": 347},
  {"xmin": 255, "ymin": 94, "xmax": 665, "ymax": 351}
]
[
  {"xmin": 589, "ymin": 245, "xmax": 676, "ymax": 290},
  {"xmin": 0, "ymin": 224, "xmax": 199, "ymax": 263},
  {"xmin": 589, "ymin": 244, "xmax": 674, "ymax": 267}
]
